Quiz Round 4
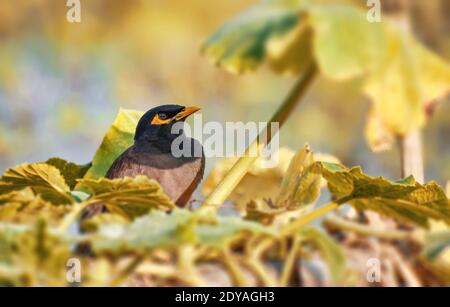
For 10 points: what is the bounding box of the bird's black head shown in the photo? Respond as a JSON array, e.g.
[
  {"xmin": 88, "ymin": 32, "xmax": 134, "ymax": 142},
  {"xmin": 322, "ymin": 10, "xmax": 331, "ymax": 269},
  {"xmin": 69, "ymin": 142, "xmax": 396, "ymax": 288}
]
[{"xmin": 134, "ymin": 104, "xmax": 200, "ymax": 144}]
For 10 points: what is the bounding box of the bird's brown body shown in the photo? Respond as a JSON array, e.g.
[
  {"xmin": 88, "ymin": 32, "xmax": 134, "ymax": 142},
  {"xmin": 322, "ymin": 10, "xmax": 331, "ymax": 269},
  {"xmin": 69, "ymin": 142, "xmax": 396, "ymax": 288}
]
[{"xmin": 106, "ymin": 142, "xmax": 204, "ymax": 206}]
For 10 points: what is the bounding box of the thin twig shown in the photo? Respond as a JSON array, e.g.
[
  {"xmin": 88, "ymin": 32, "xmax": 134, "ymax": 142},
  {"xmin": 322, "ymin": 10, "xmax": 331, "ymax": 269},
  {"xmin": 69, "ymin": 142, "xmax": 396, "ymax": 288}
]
[
  {"xmin": 324, "ymin": 214, "xmax": 418, "ymax": 241},
  {"xmin": 279, "ymin": 235, "xmax": 301, "ymax": 286},
  {"xmin": 221, "ymin": 250, "xmax": 249, "ymax": 286},
  {"xmin": 110, "ymin": 255, "xmax": 144, "ymax": 287},
  {"xmin": 280, "ymin": 202, "xmax": 338, "ymax": 236}
]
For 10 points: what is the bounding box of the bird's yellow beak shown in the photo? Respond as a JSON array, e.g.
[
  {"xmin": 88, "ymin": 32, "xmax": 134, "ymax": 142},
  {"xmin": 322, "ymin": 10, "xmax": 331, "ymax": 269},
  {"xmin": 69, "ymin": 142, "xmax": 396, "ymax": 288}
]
[{"xmin": 174, "ymin": 106, "xmax": 201, "ymax": 120}]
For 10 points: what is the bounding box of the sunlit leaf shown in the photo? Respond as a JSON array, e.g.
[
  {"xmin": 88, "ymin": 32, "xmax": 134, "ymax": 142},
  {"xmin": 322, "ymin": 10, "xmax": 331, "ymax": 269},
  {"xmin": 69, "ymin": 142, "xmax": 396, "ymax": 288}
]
[
  {"xmin": 83, "ymin": 108, "xmax": 144, "ymax": 179},
  {"xmin": 267, "ymin": 21, "xmax": 313, "ymax": 75},
  {"xmin": 46, "ymin": 158, "xmax": 90, "ymax": 190},
  {"xmin": 0, "ymin": 163, "xmax": 73, "ymax": 205},
  {"xmin": 315, "ymin": 162, "xmax": 450, "ymax": 227},
  {"xmin": 202, "ymin": 0, "xmax": 306, "ymax": 74},
  {"xmin": 308, "ymin": 5, "xmax": 386, "ymax": 80},
  {"xmin": 364, "ymin": 24, "xmax": 450, "ymax": 136},
  {"xmin": 203, "ymin": 2, "xmax": 385, "ymax": 79},
  {"xmin": 77, "ymin": 176, "xmax": 175, "ymax": 219}
]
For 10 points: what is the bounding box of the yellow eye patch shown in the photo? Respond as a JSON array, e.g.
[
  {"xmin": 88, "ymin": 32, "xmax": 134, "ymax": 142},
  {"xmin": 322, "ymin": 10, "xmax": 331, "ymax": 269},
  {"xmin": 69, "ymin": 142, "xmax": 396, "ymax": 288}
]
[{"xmin": 151, "ymin": 114, "xmax": 172, "ymax": 125}]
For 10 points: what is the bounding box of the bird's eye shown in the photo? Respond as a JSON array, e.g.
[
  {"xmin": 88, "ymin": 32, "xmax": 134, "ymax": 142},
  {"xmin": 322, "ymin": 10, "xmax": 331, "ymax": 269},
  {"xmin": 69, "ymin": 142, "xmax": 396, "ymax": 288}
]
[{"xmin": 158, "ymin": 113, "xmax": 167, "ymax": 120}]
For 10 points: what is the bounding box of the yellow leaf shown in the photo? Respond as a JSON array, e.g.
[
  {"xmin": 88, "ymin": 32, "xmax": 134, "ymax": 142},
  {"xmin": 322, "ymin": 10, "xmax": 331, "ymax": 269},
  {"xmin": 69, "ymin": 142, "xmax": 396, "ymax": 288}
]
[
  {"xmin": 275, "ymin": 144, "xmax": 317, "ymax": 208},
  {"xmin": 0, "ymin": 163, "xmax": 73, "ymax": 205},
  {"xmin": 83, "ymin": 108, "xmax": 144, "ymax": 179},
  {"xmin": 77, "ymin": 176, "xmax": 175, "ymax": 219},
  {"xmin": 267, "ymin": 21, "xmax": 313, "ymax": 75},
  {"xmin": 308, "ymin": 5, "xmax": 386, "ymax": 80},
  {"xmin": 364, "ymin": 23, "xmax": 450, "ymax": 136},
  {"xmin": 316, "ymin": 162, "xmax": 450, "ymax": 227}
]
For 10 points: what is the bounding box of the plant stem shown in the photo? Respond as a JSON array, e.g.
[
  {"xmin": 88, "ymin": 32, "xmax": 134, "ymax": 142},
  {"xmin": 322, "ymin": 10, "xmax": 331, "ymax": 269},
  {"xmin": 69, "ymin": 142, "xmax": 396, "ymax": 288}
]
[
  {"xmin": 202, "ymin": 63, "xmax": 317, "ymax": 209},
  {"xmin": 110, "ymin": 255, "xmax": 144, "ymax": 287},
  {"xmin": 244, "ymin": 258, "xmax": 277, "ymax": 286},
  {"xmin": 177, "ymin": 245, "xmax": 205, "ymax": 286},
  {"xmin": 280, "ymin": 235, "xmax": 301, "ymax": 286},
  {"xmin": 398, "ymin": 129, "xmax": 424, "ymax": 183},
  {"xmin": 56, "ymin": 201, "xmax": 93, "ymax": 233},
  {"xmin": 222, "ymin": 250, "xmax": 249, "ymax": 286},
  {"xmin": 280, "ymin": 202, "xmax": 338, "ymax": 236},
  {"xmin": 385, "ymin": 0, "xmax": 425, "ymax": 184},
  {"xmin": 324, "ymin": 214, "xmax": 415, "ymax": 241}
]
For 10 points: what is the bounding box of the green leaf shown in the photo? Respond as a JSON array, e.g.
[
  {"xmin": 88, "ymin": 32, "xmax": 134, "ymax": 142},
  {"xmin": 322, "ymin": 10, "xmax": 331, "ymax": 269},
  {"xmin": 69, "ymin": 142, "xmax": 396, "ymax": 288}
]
[
  {"xmin": 315, "ymin": 162, "xmax": 450, "ymax": 227},
  {"xmin": 46, "ymin": 158, "xmax": 90, "ymax": 190},
  {"xmin": 203, "ymin": 2, "xmax": 386, "ymax": 79},
  {"xmin": 76, "ymin": 176, "xmax": 175, "ymax": 219},
  {"xmin": 92, "ymin": 209, "xmax": 272, "ymax": 253},
  {"xmin": 299, "ymin": 227, "xmax": 346, "ymax": 282},
  {"xmin": 0, "ymin": 163, "xmax": 73, "ymax": 205},
  {"xmin": 308, "ymin": 5, "xmax": 386, "ymax": 80},
  {"xmin": 92, "ymin": 209, "xmax": 194, "ymax": 253},
  {"xmin": 202, "ymin": 0, "xmax": 306, "ymax": 74},
  {"xmin": 83, "ymin": 108, "xmax": 143, "ymax": 179}
]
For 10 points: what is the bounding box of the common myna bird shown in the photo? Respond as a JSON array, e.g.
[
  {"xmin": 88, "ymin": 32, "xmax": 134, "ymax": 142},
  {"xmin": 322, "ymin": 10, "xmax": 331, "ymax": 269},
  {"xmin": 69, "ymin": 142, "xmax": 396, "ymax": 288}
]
[{"xmin": 84, "ymin": 104, "xmax": 204, "ymax": 217}]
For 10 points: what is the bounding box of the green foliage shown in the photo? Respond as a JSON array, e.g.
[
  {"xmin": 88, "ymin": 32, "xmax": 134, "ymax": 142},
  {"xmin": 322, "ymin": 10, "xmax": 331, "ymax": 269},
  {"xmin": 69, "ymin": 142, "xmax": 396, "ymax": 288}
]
[
  {"xmin": 0, "ymin": 220, "xmax": 72, "ymax": 286},
  {"xmin": 45, "ymin": 158, "xmax": 90, "ymax": 190},
  {"xmin": 314, "ymin": 161, "xmax": 450, "ymax": 227},
  {"xmin": 203, "ymin": 0, "xmax": 450, "ymax": 146},
  {"xmin": 0, "ymin": 108, "xmax": 449, "ymax": 285},
  {"xmin": 364, "ymin": 23, "xmax": 450, "ymax": 138},
  {"xmin": 1, "ymin": 0, "xmax": 449, "ymax": 287},
  {"xmin": 308, "ymin": 5, "xmax": 385, "ymax": 80},
  {"xmin": 92, "ymin": 209, "xmax": 271, "ymax": 253},
  {"xmin": 203, "ymin": 0, "xmax": 385, "ymax": 79},
  {"xmin": 202, "ymin": 0, "xmax": 305, "ymax": 74}
]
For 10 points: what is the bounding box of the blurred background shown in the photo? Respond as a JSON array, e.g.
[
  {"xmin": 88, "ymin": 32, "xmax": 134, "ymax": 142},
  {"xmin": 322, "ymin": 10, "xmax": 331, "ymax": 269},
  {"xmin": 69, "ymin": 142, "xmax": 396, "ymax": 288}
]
[{"xmin": 0, "ymin": 0, "xmax": 448, "ymax": 184}]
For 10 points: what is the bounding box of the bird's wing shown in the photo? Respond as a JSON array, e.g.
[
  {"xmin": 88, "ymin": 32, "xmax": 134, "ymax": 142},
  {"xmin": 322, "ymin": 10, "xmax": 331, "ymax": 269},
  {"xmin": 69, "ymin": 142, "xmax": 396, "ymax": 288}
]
[{"xmin": 105, "ymin": 147, "xmax": 139, "ymax": 179}]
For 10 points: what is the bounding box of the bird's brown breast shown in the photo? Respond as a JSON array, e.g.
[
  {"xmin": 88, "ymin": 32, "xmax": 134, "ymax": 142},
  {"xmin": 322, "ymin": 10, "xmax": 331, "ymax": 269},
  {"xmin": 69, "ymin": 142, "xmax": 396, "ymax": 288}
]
[{"xmin": 106, "ymin": 144, "xmax": 205, "ymax": 207}]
